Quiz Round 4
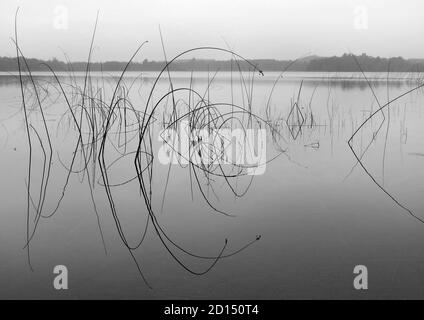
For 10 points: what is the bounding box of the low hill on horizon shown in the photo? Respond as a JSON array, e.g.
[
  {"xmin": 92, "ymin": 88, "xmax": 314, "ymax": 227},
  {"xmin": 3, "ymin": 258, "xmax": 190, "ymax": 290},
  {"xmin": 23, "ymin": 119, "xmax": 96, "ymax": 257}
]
[{"xmin": 1, "ymin": 53, "xmax": 424, "ymax": 73}]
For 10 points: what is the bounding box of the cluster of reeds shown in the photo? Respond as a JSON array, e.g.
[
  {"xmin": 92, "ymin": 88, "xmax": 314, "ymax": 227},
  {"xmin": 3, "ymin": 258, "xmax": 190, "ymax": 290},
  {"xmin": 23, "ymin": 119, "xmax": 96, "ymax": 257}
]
[{"xmin": 13, "ymin": 10, "xmax": 290, "ymax": 286}]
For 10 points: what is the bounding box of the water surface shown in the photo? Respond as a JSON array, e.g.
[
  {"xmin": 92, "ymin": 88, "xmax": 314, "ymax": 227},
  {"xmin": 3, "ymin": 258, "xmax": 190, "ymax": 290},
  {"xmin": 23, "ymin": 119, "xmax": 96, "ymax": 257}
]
[{"xmin": 1, "ymin": 71, "xmax": 424, "ymax": 299}]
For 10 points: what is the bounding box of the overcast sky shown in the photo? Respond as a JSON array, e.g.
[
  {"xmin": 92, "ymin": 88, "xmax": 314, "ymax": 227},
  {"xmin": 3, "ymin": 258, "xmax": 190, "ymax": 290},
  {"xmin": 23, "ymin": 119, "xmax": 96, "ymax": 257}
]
[{"xmin": 0, "ymin": 0, "xmax": 423, "ymax": 61}]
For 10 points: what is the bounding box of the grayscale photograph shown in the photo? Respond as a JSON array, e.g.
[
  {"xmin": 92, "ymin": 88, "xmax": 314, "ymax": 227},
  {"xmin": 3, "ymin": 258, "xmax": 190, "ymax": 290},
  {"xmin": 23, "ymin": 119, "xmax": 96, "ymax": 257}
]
[{"xmin": 0, "ymin": 0, "xmax": 423, "ymax": 311}]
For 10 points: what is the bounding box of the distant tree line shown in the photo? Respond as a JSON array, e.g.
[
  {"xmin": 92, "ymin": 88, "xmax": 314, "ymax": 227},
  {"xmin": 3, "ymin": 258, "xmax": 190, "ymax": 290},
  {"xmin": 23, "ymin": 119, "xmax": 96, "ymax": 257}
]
[
  {"xmin": 1, "ymin": 54, "xmax": 423, "ymax": 72},
  {"xmin": 306, "ymin": 53, "xmax": 424, "ymax": 72}
]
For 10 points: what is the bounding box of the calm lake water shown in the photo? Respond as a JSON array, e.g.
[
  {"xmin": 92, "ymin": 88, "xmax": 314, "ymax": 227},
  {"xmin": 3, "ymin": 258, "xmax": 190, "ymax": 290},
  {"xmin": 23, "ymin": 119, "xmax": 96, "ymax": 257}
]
[{"xmin": 1, "ymin": 71, "xmax": 424, "ymax": 299}]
